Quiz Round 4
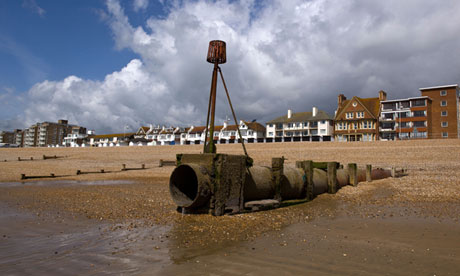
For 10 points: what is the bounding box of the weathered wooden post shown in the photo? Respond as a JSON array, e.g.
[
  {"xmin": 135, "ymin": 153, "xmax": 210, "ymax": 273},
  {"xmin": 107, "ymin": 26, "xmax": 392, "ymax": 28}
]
[
  {"xmin": 122, "ymin": 164, "xmax": 126, "ymax": 171},
  {"xmin": 391, "ymin": 167, "xmax": 396, "ymax": 177},
  {"xmin": 348, "ymin": 163, "xmax": 358, "ymax": 186},
  {"xmin": 366, "ymin": 164, "xmax": 372, "ymax": 182},
  {"xmin": 272, "ymin": 157, "xmax": 284, "ymax": 201},
  {"xmin": 141, "ymin": 164, "xmax": 145, "ymax": 169},
  {"xmin": 305, "ymin": 160, "xmax": 314, "ymax": 200},
  {"xmin": 159, "ymin": 159, "xmax": 164, "ymax": 167},
  {"xmin": 327, "ymin": 162, "xmax": 338, "ymax": 194}
]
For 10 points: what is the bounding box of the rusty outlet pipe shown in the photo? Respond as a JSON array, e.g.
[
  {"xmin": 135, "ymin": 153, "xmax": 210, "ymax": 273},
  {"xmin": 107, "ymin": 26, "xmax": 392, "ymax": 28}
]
[{"xmin": 169, "ymin": 164, "xmax": 392, "ymax": 209}]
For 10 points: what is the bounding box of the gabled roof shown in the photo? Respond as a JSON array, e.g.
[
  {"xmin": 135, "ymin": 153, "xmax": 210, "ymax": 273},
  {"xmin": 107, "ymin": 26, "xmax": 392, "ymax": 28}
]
[
  {"xmin": 244, "ymin": 121, "xmax": 266, "ymax": 132},
  {"xmin": 267, "ymin": 110, "xmax": 333, "ymax": 124},
  {"xmin": 136, "ymin": 126, "xmax": 150, "ymax": 135},
  {"xmin": 189, "ymin": 126, "xmax": 206, "ymax": 134},
  {"xmin": 335, "ymin": 96, "xmax": 380, "ymax": 120}
]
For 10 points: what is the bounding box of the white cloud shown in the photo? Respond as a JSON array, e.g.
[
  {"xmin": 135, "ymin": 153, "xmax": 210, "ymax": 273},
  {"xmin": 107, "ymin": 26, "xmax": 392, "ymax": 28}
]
[
  {"xmin": 7, "ymin": 0, "xmax": 460, "ymax": 133},
  {"xmin": 133, "ymin": 0, "xmax": 149, "ymax": 12},
  {"xmin": 22, "ymin": 0, "xmax": 46, "ymax": 17}
]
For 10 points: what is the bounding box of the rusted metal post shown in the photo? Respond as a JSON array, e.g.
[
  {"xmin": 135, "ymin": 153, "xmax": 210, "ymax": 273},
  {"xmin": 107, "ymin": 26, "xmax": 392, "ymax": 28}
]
[
  {"xmin": 204, "ymin": 61, "xmax": 219, "ymax": 154},
  {"xmin": 348, "ymin": 163, "xmax": 358, "ymax": 186},
  {"xmin": 142, "ymin": 164, "xmax": 145, "ymax": 169},
  {"xmin": 100, "ymin": 169, "xmax": 105, "ymax": 173},
  {"xmin": 327, "ymin": 162, "xmax": 337, "ymax": 194},
  {"xmin": 76, "ymin": 170, "xmax": 81, "ymax": 175},
  {"xmin": 203, "ymin": 40, "xmax": 226, "ymax": 154},
  {"xmin": 21, "ymin": 174, "xmax": 26, "ymax": 180},
  {"xmin": 122, "ymin": 164, "xmax": 126, "ymax": 171},
  {"xmin": 366, "ymin": 164, "xmax": 372, "ymax": 182}
]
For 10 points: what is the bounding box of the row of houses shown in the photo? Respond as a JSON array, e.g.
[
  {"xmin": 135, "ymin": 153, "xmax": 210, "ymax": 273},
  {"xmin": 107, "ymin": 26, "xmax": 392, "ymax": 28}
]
[
  {"xmin": 334, "ymin": 84, "xmax": 460, "ymax": 141},
  {"xmin": 1, "ymin": 84, "xmax": 459, "ymax": 147},
  {"xmin": 89, "ymin": 120, "xmax": 266, "ymax": 147}
]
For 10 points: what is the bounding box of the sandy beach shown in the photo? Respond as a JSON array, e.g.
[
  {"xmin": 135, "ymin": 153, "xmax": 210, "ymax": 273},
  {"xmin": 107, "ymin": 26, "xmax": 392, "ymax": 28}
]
[{"xmin": 1, "ymin": 140, "xmax": 459, "ymax": 275}]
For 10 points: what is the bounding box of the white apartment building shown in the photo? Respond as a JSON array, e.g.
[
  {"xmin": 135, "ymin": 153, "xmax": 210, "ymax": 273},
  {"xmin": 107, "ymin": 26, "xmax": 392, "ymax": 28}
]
[{"xmin": 266, "ymin": 107, "xmax": 334, "ymax": 142}]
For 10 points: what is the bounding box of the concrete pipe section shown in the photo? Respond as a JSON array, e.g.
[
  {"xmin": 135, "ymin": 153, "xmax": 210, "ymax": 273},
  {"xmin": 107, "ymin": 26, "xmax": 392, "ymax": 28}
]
[
  {"xmin": 169, "ymin": 157, "xmax": 393, "ymax": 213},
  {"xmin": 169, "ymin": 164, "xmax": 211, "ymax": 209}
]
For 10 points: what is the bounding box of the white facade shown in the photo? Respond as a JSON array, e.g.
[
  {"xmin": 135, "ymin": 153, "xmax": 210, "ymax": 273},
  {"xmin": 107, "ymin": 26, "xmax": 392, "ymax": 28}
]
[{"xmin": 266, "ymin": 107, "xmax": 334, "ymax": 141}]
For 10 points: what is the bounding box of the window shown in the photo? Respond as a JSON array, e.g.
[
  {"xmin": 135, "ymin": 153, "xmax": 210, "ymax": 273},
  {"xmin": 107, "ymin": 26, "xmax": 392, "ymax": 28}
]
[
  {"xmin": 304, "ymin": 122, "xmax": 309, "ymax": 128},
  {"xmin": 413, "ymin": 110, "xmax": 425, "ymax": 117},
  {"xmin": 320, "ymin": 129, "xmax": 326, "ymax": 134},
  {"xmin": 440, "ymin": 90, "xmax": 447, "ymax": 96},
  {"xmin": 399, "ymin": 112, "xmax": 410, "ymax": 118},
  {"xmin": 346, "ymin": 112, "xmax": 354, "ymax": 119},
  {"xmin": 413, "ymin": 121, "xmax": 425, "ymax": 127},
  {"xmin": 303, "ymin": 131, "xmax": 308, "ymax": 136},
  {"xmin": 286, "ymin": 132, "xmax": 293, "ymax": 137},
  {"xmin": 288, "ymin": 123, "xmax": 293, "ymax": 128},
  {"xmin": 353, "ymin": 122, "xmax": 358, "ymax": 129},
  {"xmin": 441, "ymin": 100, "xmax": 447, "ymax": 106},
  {"xmin": 382, "ymin": 103, "xmax": 396, "ymax": 110},
  {"xmin": 296, "ymin": 123, "xmax": 301, "ymax": 128},
  {"xmin": 441, "ymin": 122, "xmax": 448, "ymax": 127},
  {"xmin": 412, "ymin": 99, "xmax": 426, "ymax": 107},
  {"xmin": 276, "ymin": 123, "xmax": 283, "ymax": 129},
  {"xmin": 268, "ymin": 132, "xmax": 273, "ymax": 136},
  {"xmin": 269, "ymin": 124, "xmax": 273, "ymax": 127},
  {"xmin": 441, "ymin": 111, "xmax": 448, "ymax": 116},
  {"xmin": 362, "ymin": 121, "xmax": 369, "ymax": 129},
  {"xmin": 442, "ymin": 132, "xmax": 448, "ymax": 138},
  {"xmin": 248, "ymin": 130, "xmax": 253, "ymax": 136},
  {"xmin": 356, "ymin": 111, "xmax": 364, "ymax": 118},
  {"xmin": 400, "ymin": 122, "xmax": 409, "ymax": 128}
]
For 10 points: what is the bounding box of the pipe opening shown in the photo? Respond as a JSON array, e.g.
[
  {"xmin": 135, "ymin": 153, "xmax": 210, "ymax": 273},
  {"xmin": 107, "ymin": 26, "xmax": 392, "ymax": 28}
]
[{"xmin": 169, "ymin": 165, "xmax": 198, "ymax": 207}]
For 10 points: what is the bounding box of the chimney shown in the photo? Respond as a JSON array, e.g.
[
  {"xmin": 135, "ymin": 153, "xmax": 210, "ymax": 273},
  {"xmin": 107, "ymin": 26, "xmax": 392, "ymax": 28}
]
[
  {"xmin": 312, "ymin": 106, "xmax": 318, "ymax": 117},
  {"xmin": 379, "ymin": 90, "xmax": 387, "ymax": 101},
  {"xmin": 287, "ymin": 109, "xmax": 292, "ymax": 119},
  {"xmin": 338, "ymin": 94, "xmax": 346, "ymax": 107}
]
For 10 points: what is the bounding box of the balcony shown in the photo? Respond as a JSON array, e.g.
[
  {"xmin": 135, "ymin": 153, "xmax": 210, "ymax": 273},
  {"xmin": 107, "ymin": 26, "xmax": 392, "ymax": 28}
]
[{"xmin": 379, "ymin": 127, "xmax": 396, "ymax": 132}]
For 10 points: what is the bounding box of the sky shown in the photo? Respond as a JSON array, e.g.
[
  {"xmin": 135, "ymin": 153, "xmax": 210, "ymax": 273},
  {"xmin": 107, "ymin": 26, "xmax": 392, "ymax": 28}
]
[{"xmin": 1, "ymin": 0, "xmax": 460, "ymax": 134}]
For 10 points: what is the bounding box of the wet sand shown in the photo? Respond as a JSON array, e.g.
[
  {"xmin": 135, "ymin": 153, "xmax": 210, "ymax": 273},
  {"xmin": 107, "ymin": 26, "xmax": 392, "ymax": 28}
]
[{"xmin": 0, "ymin": 140, "xmax": 459, "ymax": 275}]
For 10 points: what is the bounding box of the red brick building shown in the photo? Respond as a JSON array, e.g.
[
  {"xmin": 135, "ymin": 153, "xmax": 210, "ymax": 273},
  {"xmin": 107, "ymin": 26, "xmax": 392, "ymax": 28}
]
[{"xmin": 419, "ymin": 84, "xmax": 459, "ymax": 139}]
